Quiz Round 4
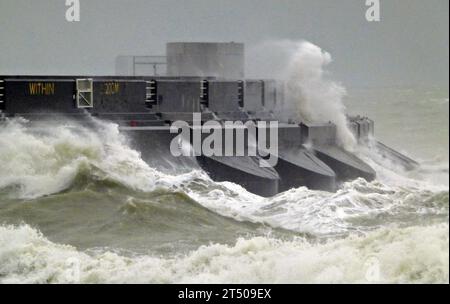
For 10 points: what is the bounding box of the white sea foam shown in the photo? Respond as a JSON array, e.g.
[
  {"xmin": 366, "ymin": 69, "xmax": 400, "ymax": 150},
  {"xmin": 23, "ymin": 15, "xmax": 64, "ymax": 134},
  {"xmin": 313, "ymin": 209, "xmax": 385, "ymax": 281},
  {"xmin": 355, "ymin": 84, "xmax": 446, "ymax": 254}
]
[
  {"xmin": 0, "ymin": 223, "xmax": 447, "ymax": 284},
  {"xmin": 188, "ymin": 176, "xmax": 448, "ymax": 237}
]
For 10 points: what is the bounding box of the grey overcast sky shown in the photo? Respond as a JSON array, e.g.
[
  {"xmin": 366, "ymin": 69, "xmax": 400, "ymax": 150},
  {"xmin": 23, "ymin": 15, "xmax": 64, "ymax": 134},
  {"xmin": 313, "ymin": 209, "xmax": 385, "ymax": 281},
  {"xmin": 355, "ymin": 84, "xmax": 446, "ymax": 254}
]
[{"xmin": 0, "ymin": 0, "xmax": 448, "ymax": 87}]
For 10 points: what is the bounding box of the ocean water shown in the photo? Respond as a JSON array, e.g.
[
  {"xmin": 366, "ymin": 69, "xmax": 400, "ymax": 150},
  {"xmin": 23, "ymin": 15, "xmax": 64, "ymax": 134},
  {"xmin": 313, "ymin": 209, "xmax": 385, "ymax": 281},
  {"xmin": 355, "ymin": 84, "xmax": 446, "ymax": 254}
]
[{"xmin": 0, "ymin": 86, "xmax": 448, "ymax": 284}]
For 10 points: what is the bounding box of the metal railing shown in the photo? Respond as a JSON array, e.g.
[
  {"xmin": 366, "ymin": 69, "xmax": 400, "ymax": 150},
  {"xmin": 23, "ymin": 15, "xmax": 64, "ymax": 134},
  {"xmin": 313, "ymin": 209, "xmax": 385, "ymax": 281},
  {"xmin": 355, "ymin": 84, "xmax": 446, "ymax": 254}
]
[{"xmin": 133, "ymin": 56, "xmax": 166, "ymax": 76}]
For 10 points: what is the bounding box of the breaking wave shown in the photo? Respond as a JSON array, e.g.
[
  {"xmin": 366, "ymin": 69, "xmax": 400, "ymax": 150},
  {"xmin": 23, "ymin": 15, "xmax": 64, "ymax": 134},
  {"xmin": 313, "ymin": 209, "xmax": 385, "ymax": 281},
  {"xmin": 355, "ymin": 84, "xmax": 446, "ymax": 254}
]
[
  {"xmin": 0, "ymin": 118, "xmax": 201, "ymax": 199},
  {"xmin": 0, "ymin": 223, "xmax": 447, "ymax": 284}
]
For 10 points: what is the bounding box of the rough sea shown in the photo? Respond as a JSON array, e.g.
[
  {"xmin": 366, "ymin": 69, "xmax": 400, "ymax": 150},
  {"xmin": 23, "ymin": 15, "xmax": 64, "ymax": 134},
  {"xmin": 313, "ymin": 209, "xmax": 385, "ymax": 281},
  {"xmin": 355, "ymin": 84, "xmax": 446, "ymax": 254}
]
[{"xmin": 0, "ymin": 86, "xmax": 448, "ymax": 284}]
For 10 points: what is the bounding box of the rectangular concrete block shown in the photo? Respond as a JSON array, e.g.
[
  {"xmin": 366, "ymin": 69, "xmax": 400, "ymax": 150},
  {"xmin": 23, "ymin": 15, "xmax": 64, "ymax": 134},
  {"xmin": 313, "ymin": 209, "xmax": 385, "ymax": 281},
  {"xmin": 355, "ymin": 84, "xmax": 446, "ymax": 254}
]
[
  {"xmin": 154, "ymin": 80, "xmax": 202, "ymax": 113},
  {"xmin": 301, "ymin": 123, "xmax": 337, "ymax": 145},
  {"xmin": 207, "ymin": 80, "xmax": 241, "ymax": 113},
  {"xmin": 244, "ymin": 80, "xmax": 264, "ymax": 113}
]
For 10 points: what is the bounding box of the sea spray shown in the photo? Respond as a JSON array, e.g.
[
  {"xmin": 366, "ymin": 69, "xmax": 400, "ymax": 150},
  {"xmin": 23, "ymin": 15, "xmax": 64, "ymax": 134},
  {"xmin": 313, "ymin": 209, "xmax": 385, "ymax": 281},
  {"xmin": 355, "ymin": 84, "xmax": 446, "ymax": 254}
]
[
  {"xmin": 284, "ymin": 41, "xmax": 356, "ymax": 149},
  {"xmin": 247, "ymin": 40, "xmax": 356, "ymax": 149}
]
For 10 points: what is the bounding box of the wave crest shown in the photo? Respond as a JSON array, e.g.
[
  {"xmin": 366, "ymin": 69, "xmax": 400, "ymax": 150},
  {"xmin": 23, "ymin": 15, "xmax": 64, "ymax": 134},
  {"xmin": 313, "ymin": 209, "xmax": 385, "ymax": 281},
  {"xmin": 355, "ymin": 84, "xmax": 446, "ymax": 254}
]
[{"xmin": 0, "ymin": 223, "xmax": 447, "ymax": 284}]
